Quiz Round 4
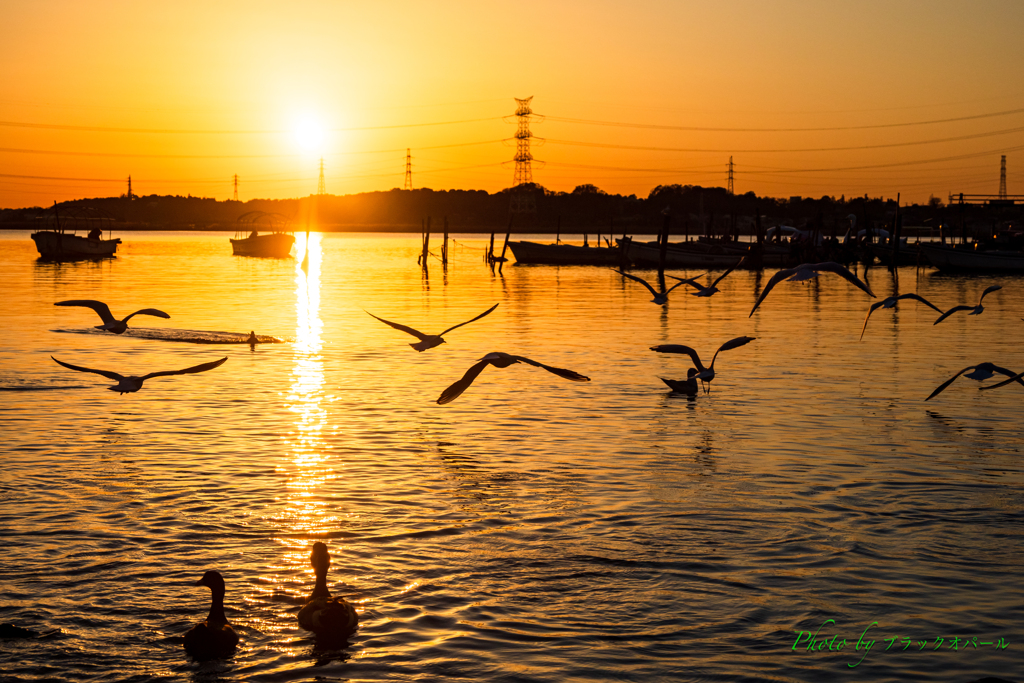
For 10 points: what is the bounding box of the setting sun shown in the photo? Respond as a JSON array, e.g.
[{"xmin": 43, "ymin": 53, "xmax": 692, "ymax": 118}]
[{"xmin": 292, "ymin": 116, "xmax": 327, "ymax": 155}]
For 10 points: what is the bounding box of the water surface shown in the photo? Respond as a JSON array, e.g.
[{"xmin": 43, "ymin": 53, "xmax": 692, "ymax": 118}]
[{"xmin": 1, "ymin": 231, "xmax": 1022, "ymax": 682}]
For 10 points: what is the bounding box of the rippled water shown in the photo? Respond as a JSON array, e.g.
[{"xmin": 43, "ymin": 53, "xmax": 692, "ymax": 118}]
[{"xmin": 1, "ymin": 231, "xmax": 1022, "ymax": 683}]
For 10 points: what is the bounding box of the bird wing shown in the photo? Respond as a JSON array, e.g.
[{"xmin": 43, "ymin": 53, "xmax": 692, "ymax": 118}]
[
  {"xmin": 54, "ymin": 300, "xmax": 115, "ymax": 325},
  {"xmin": 615, "ymin": 270, "xmax": 658, "ymax": 297},
  {"xmin": 860, "ymin": 301, "xmax": 887, "ymax": 340},
  {"xmin": 895, "ymin": 293, "xmax": 943, "ymax": 314},
  {"xmin": 665, "ymin": 274, "xmax": 706, "ymax": 292},
  {"xmin": 748, "ymin": 267, "xmax": 798, "ymax": 317},
  {"xmin": 925, "ymin": 366, "xmax": 974, "ymax": 401},
  {"xmin": 980, "ymin": 369, "xmax": 1024, "ymax": 391},
  {"xmin": 664, "ymin": 278, "xmax": 693, "ymax": 295},
  {"xmin": 51, "ymin": 356, "xmax": 125, "ymax": 382},
  {"xmin": 649, "ymin": 344, "xmax": 704, "ymax": 371},
  {"xmin": 978, "ymin": 284, "xmax": 1003, "ymax": 304},
  {"xmin": 140, "ymin": 357, "xmax": 227, "ymax": 381},
  {"xmin": 512, "ymin": 356, "xmax": 591, "ymax": 382},
  {"xmin": 436, "ymin": 358, "xmax": 492, "ymax": 405},
  {"xmin": 709, "ymin": 336, "xmax": 755, "ymax": 369},
  {"xmin": 365, "ymin": 310, "xmax": 429, "ymax": 341},
  {"xmin": 122, "ymin": 308, "xmax": 171, "ymax": 323},
  {"xmin": 933, "ymin": 305, "xmax": 972, "ymax": 325},
  {"xmin": 813, "ymin": 262, "xmax": 875, "ymax": 298},
  {"xmin": 709, "ymin": 257, "xmax": 744, "ymax": 288},
  {"xmin": 438, "ymin": 303, "xmax": 500, "ymax": 337}
]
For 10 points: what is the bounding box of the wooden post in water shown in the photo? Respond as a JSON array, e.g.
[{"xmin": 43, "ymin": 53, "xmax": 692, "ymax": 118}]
[
  {"xmin": 658, "ymin": 211, "xmax": 670, "ymax": 274},
  {"xmin": 487, "ymin": 230, "xmax": 496, "ymax": 268},
  {"xmin": 888, "ymin": 193, "xmax": 901, "ymax": 273},
  {"xmin": 422, "ymin": 217, "xmax": 431, "ymax": 268},
  {"xmin": 959, "ymin": 193, "xmax": 966, "ymax": 246},
  {"xmin": 442, "ymin": 216, "xmax": 449, "ymax": 269},
  {"xmin": 556, "ymin": 216, "xmax": 561, "ymax": 244},
  {"xmin": 498, "ymin": 216, "xmax": 512, "ymax": 274},
  {"xmin": 418, "ymin": 218, "xmax": 425, "ymax": 265}
]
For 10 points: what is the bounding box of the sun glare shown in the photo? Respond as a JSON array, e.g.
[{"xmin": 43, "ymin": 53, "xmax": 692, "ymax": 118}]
[{"xmin": 292, "ymin": 117, "xmax": 326, "ymax": 154}]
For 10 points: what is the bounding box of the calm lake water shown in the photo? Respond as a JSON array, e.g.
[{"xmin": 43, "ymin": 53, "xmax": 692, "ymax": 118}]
[{"xmin": 1, "ymin": 231, "xmax": 1022, "ymax": 683}]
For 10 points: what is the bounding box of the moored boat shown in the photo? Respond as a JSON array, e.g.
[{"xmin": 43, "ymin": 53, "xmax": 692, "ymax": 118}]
[
  {"xmin": 31, "ymin": 230, "xmax": 121, "ymax": 260},
  {"xmin": 507, "ymin": 240, "xmax": 623, "ymax": 265},
  {"xmin": 230, "ymin": 232, "xmax": 295, "ymax": 258},
  {"xmin": 919, "ymin": 244, "xmax": 1024, "ymax": 272}
]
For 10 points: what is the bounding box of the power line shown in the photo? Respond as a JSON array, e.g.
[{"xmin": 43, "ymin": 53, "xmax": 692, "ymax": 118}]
[
  {"xmin": 0, "ymin": 116, "xmax": 501, "ymax": 135},
  {"xmin": 544, "ymin": 105, "xmax": 1024, "ymax": 133}
]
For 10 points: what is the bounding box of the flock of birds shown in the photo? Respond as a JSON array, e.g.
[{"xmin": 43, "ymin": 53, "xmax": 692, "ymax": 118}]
[{"xmin": 31, "ymin": 258, "xmax": 1018, "ymax": 660}]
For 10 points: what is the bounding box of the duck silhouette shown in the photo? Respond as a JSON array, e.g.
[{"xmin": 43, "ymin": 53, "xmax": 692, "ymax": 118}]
[
  {"xmin": 298, "ymin": 542, "xmax": 359, "ymax": 639},
  {"xmin": 660, "ymin": 368, "xmax": 700, "ymax": 395},
  {"xmin": 184, "ymin": 570, "xmax": 239, "ymax": 660}
]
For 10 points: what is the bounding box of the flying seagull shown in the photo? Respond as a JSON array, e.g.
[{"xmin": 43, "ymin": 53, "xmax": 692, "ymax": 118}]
[
  {"xmin": 614, "ymin": 270, "xmax": 700, "ymax": 305},
  {"xmin": 436, "ymin": 352, "xmax": 590, "ymax": 404},
  {"xmin": 980, "ymin": 369, "xmax": 1024, "ymax": 392},
  {"xmin": 51, "ymin": 356, "xmax": 227, "ymax": 394},
  {"xmin": 933, "ymin": 285, "xmax": 1002, "ymax": 325},
  {"xmin": 749, "ymin": 262, "xmax": 875, "ymax": 317},
  {"xmin": 366, "ymin": 303, "xmax": 499, "ymax": 352},
  {"xmin": 667, "ymin": 257, "xmax": 744, "ymax": 297},
  {"xmin": 859, "ymin": 293, "xmax": 943, "ymax": 340},
  {"xmin": 925, "ymin": 362, "xmax": 1024, "ymax": 401},
  {"xmin": 650, "ymin": 336, "xmax": 756, "ymax": 393},
  {"xmin": 55, "ymin": 300, "xmax": 170, "ymax": 334}
]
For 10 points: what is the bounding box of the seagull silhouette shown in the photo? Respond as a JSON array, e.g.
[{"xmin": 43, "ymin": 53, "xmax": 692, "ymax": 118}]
[
  {"xmin": 980, "ymin": 369, "xmax": 1024, "ymax": 392},
  {"xmin": 366, "ymin": 303, "xmax": 499, "ymax": 351},
  {"xmin": 51, "ymin": 356, "xmax": 227, "ymax": 394},
  {"xmin": 749, "ymin": 262, "xmax": 875, "ymax": 317},
  {"xmin": 667, "ymin": 257, "xmax": 743, "ymax": 297},
  {"xmin": 436, "ymin": 352, "xmax": 590, "ymax": 404},
  {"xmin": 55, "ymin": 300, "xmax": 170, "ymax": 334},
  {"xmin": 860, "ymin": 293, "xmax": 943, "ymax": 340},
  {"xmin": 650, "ymin": 336, "xmax": 755, "ymax": 393},
  {"xmin": 933, "ymin": 285, "xmax": 1002, "ymax": 325},
  {"xmin": 925, "ymin": 362, "xmax": 1024, "ymax": 401},
  {"xmin": 660, "ymin": 368, "xmax": 700, "ymax": 395},
  {"xmin": 615, "ymin": 270, "xmax": 699, "ymax": 305}
]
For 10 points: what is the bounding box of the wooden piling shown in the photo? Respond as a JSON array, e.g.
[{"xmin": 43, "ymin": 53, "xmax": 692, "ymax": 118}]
[
  {"xmin": 888, "ymin": 193, "xmax": 901, "ymax": 273},
  {"xmin": 499, "ymin": 216, "xmax": 512, "ymax": 274}
]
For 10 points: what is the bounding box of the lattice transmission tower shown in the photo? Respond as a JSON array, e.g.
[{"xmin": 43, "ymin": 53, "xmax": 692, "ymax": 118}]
[
  {"xmin": 999, "ymin": 155, "xmax": 1007, "ymax": 200},
  {"xmin": 404, "ymin": 149, "xmax": 413, "ymax": 190},
  {"xmin": 727, "ymin": 156, "xmax": 734, "ymax": 194},
  {"xmin": 126, "ymin": 175, "xmax": 133, "ymax": 200},
  {"xmin": 510, "ymin": 96, "xmax": 538, "ymax": 215},
  {"xmin": 233, "ymin": 174, "xmax": 239, "ymax": 201},
  {"xmin": 317, "ymin": 158, "xmax": 326, "ymax": 195}
]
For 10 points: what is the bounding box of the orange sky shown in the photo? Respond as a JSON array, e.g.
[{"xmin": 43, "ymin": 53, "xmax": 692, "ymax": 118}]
[{"xmin": 3, "ymin": 0, "xmax": 1024, "ymax": 208}]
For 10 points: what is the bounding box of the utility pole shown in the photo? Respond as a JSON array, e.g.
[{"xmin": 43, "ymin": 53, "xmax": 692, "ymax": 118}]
[
  {"xmin": 999, "ymin": 155, "xmax": 1007, "ymax": 200},
  {"xmin": 233, "ymin": 174, "xmax": 239, "ymax": 202},
  {"xmin": 509, "ymin": 96, "xmax": 539, "ymax": 215},
  {"xmin": 727, "ymin": 156, "xmax": 734, "ymax": 194},
  {"xmin": 317, "ymin": 158, "xmax": 326, "ymax": 195},
  {"xmin": 404, "ymin": 149, "xmax": 413, "ymax": 190}
]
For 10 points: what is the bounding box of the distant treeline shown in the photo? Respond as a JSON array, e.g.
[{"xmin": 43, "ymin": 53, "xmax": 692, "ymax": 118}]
[{"xmin": 1, "ymin": 184, "xmax": 1019, "ymax": 236}]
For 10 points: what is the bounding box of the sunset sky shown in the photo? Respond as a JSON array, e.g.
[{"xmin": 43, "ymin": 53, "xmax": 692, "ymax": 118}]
[{"xmin": 3, "ymin": 0, "xmax": 1024, "ymax": 207}]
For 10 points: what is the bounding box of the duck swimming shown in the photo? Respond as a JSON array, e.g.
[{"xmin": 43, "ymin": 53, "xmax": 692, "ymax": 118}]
[
  {"xmin": 184, "ymin": 570, "xmax": 239, "ymax": 660},
  {"xmin": 297, "ymin": 542, "xmax": 359, "ymax": 638},
  {"xmin": 660, "ymin": 368, "xmax": 700, "ymax": 395}
]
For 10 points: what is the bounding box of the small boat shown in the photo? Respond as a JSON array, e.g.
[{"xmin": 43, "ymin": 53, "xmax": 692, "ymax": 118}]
[
  {"xmin": 230, "ymin": 232, "xmax": 295, "ymax": 258},
  {"xmin": 919, "ymin": 244, "xmax": 1024, "ymax": 272},
  {"xmin": 31, "ymin": 204, "xmax": 120, "ymax": 261},
  {"xmin": 507, "ymin": 240, "xmax": 623, "ymax": 265},
  {"xmin": 231, "ymin": 211, "xmax": 295, "ymax": 258}
]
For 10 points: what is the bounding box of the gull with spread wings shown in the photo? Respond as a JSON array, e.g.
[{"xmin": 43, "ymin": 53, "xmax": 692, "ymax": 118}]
[
  {"xmin": 748, "ymin": 262, "xmax": 875, "ymax": 317},
  {"xmin": 650, "ymin": 336, "xmax": 755, "ymax": 393},
  {"xmin": 51, "ymin": 356, "xmax": 227, "ymax": 394},
  {"xmin": 436, "ymin": 352, "xmax": 590, "ymax": 404},
  {"xmin": 614, "ymin": 270, "xmax": 701, "ymax": 305},
  {"xmin": 55, "ymin": 299, "xmax": 170, "ymax": 334},
  {"xmin": 933, "ymin": 285, "xmax": 1002, "ymax": 325},
  {"xmin": 925, "ymin": 362, "xmax": 1024, "ymax": 401},
  {"xmin": 366, "ymin": 303, "xmax": 499, "ymax": 351},
  {"xmin": 859, "ymin": 293, "xmax": 943, "ymax": 340},
  {"xmin": 667, "ymin": 257, "xmax": 744, "ymax": 297}
]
